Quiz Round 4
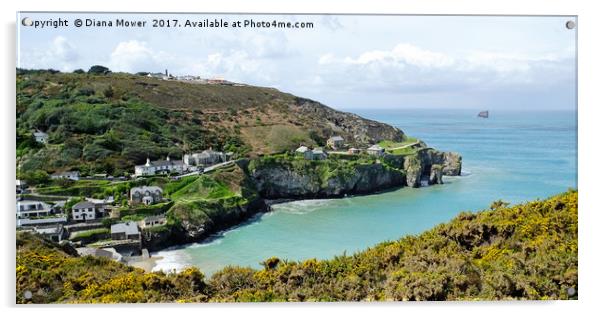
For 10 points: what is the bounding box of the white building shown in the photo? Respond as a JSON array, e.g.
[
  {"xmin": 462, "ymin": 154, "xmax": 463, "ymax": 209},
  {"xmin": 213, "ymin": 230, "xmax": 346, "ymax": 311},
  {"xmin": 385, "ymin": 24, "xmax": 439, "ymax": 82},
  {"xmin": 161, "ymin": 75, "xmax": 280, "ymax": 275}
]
[
  {"xmin": 367, "ymin": 144, "xmax": 385, "ymax": 156},
  {"xmin": 33, "ymin": 130, "xmax": 48, "ymax": 144},
  {"xmin": 51, "ymin": 171, "xmax": 80, "ymax": 181},
  {"xmin": 134, "ymin": 156, "xmax": 185, "ymax": 177},
  {"xmin": 71, "ymin": 201, "xmax": 98, "ymax": 221},
  {"xmin": 16, "ymin": 200, "xmax": 66, "ymax": 227},
  {"xmin": 295, "ymin": 146, "xmax": 327, "ymax": 160}
]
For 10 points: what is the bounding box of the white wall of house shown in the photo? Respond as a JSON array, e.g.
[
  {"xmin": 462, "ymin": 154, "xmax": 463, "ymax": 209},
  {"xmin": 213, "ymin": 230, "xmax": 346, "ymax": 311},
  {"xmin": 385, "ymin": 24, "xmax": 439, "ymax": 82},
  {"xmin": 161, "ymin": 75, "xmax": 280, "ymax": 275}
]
[{"xmin": 72, "ymin": 207, "xmax": 96, "ymax": 221}]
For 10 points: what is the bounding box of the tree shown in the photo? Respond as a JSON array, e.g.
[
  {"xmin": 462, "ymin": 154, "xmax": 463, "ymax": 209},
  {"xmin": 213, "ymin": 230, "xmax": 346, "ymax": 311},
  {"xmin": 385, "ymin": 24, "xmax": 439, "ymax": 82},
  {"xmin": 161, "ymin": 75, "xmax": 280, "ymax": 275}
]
[
  {"xmin": 88, "ymin": 65, "xmax": 111, "ymax": 75},
  {"xmin": 73, "ymin": 69, "xmax": 85, "ymax": 74}
]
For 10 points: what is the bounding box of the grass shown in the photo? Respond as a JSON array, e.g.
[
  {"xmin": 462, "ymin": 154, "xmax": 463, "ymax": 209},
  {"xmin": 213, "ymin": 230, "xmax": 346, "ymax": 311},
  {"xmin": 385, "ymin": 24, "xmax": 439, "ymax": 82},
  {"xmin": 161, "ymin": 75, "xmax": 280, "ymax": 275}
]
[
  {"xmin": 69, "ymin": 228, "xmax": 110, "ymax": 242},
  {"xmin": 378, "ymin": 136, "xmax": 419, "ymax": 149}
]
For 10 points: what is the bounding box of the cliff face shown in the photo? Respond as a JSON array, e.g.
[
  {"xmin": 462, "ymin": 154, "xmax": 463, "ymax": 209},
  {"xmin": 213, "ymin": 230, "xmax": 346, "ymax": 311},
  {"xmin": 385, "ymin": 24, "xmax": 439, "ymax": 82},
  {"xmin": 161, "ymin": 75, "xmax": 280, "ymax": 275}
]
[
  {"xmin": 249, "ymin": 160, "xmax": 406, "ymax": 199},
  {"xmin": 248, "ymin": 149, "xmax": 462, "ymax": 198},
  {"xmin": 385, "ymin": 149, "xmax": 462, "ymax": 188},
  {"xmin": 293, "ymin": 98, "xmax": 405, "ymax": 145},
  {"xmin": 143, "ymin": 197, "xmax": 269, "ymax": 251}
]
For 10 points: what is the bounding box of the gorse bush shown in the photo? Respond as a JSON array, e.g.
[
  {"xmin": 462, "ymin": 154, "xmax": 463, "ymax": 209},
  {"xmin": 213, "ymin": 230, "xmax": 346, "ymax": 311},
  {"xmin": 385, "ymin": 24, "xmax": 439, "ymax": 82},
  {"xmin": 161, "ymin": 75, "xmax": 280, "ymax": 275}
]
[{"xmin": 17, "ymin": 190, "xmax": 578, "ymax": 303}]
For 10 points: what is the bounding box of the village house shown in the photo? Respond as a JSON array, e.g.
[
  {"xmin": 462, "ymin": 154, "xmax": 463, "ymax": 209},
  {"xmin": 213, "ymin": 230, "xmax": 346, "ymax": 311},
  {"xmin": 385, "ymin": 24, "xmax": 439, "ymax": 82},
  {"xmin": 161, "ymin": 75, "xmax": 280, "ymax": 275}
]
[
  {"xmin": 134, "ymin": 156, "xmax": 185, "ymax": 177},
  {"xmin": 130, "ymin": 186, "xmax": 163, "ymax": 205},
  {"xmin": 183, "ymin": 149, "xmax": 227, "ymax": 167},
  {"xmin": 310, "ymin": 148, "xmax": 328, "ymax": 160},
  {"xmin": 139, "ymin": 214, "xmax": 167, "ymax": 229},
  {"xmin": 111, "ymin": 222, "xmax": 141, "ymax": 241},
  {"xmin": 51, "ymin": 171, "xmax": 80, "ymax": 181},
  {"xmin": 367, "ymin": 144, "xmax": 385, "ymax": 156},
  {"xmin": 33, "ymin": 130, "xmax": 48, "ymax": 144},
  {"xmin": 295, "ymin": 145, "xmax": 312, "ymax": 159},
  {"xmin": 327, "ymin": 136, "xmax": 345, "ymax": 150},
  {"xmin": 16, "ymin": 200, "xmax": 67, "ymax": 227},
  {"xmin": 33, "ymin": 224, "xmax": 65, "ymax": 242},
  {"xmin": 17, "ymin": 200, "xmax": 53, "ymax": 219},
  {"xmin": 71, "ymin": 201, "xmax": 101, "ymax": 221},
  {"xmin": 295, "ymin": 146, "xmax": 328, "ymax": 160}
]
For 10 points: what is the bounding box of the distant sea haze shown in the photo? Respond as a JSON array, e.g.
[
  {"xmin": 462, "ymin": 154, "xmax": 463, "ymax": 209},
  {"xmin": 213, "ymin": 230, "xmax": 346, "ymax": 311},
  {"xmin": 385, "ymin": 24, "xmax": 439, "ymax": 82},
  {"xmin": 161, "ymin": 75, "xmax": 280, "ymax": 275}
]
[{"xmin": 153, "ymin": 108, "xmax": 577, "ymax": 275}]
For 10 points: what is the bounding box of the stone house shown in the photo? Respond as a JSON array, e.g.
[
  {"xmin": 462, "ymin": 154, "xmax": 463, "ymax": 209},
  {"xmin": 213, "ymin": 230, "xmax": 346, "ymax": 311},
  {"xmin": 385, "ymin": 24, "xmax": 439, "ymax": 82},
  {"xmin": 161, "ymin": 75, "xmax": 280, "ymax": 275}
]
[
  {"xmin": 183, "ymin": 149, "xmax": 226, "ymax": 167},
  {"xmin": 111, "ymin": 222, "xmax": 141, "ymax": 240},
  {"xmin": 327, "ymin": 136, "xmax": 345, "ymax": 149},
  {"xmin": 130, "ymin": 186, "xmax": 163, "ymax": 205}
]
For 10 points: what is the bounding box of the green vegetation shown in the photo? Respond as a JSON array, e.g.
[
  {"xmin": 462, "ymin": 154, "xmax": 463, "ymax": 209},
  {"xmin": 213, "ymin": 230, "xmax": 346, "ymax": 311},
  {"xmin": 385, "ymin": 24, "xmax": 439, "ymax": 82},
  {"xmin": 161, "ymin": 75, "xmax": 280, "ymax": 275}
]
[
  {"xmin": 69, "ymin": 228, "xmax": 110, "ymax": 243},
  {"xmin": 17, "ymin": 70, "xmax": 406, "ymax": 177},
  {"xmin": 17, "ymin": 72, "xmax": 243, "ymax": 176},
  {"xmin": 378, "ymin": 136, "xmax": 422, "ymax": 155},
  {"xmin": 17, "ymin": 190, "xmax": 577, "ymax": 303},
  {"xmin": 166, "ymin": 165, "xmax": 259, "ymax": 234}
]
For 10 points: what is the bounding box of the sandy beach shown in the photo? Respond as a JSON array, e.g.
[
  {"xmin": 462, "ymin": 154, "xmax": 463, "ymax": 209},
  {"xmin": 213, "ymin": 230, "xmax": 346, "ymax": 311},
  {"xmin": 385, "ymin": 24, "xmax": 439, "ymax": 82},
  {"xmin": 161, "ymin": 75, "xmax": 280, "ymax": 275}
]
[{"xmin": 127, "ymin": 255, "xmax": 163, "ymax": 272}]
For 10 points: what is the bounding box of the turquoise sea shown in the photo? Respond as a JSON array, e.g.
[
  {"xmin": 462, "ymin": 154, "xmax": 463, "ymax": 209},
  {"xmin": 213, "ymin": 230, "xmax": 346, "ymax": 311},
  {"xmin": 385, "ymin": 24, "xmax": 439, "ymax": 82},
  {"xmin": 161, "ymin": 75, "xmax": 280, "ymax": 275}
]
[{"xmin": 153, "ymin": 109, "xmax": 577, "ymax": 275}]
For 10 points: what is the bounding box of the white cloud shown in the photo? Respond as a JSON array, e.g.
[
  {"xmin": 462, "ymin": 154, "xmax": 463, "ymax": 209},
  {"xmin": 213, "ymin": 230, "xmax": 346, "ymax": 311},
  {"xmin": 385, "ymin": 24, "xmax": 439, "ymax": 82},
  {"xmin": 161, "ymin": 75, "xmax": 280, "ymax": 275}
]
[
  {"xmin": 108, "ymin": 40, "xmax": 171, "ymax": 73},
  {"xmin": 315, "ymin": 43, "xmax": 573, "ymax": 93},
  {"xmin": 51, "ymin": 36, "xmax": 78, "ymax": 62},
  {"xmin": 19, "ymin": 36, "xmax": 79, "ymax": 71}
]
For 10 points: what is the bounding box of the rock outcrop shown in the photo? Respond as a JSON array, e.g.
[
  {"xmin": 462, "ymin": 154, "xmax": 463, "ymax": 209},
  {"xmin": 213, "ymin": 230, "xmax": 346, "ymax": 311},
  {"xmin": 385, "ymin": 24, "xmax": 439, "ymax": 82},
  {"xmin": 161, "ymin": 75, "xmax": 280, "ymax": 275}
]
[
  {"xmin": 247, "ymin": 148, "xmax": 462, "ymax": 198},
  {"xmin": 248, "ymin": 158, "xmax": 405, "ymax": 199}
]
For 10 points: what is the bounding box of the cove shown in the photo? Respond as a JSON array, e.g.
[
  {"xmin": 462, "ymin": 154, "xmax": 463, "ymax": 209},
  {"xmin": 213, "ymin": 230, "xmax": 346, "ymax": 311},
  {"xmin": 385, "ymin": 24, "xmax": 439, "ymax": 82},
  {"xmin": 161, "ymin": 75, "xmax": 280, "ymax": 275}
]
[{"xmin": 153, "ymin": 109, "xmax": 577, "ymax": 276}]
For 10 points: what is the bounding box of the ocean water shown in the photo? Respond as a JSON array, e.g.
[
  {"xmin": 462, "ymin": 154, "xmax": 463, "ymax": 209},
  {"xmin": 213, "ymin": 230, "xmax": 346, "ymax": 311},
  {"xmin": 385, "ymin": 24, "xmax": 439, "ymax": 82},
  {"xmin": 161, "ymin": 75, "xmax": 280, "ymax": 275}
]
[{"xmin": 153, "ymin": 109, "xmax": 577, "ymax": 275}]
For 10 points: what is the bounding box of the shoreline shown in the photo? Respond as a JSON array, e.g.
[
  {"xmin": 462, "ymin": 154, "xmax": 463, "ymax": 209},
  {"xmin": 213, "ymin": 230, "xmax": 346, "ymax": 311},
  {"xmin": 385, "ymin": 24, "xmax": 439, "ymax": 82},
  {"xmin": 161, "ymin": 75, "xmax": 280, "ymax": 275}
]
[
  {"xmin": 147, "ymin": 175, "xmax": 466, "ymax": 256},
  {"xmin": 126, "ymin": 255, "xmax": 164, "ymax": 272}
]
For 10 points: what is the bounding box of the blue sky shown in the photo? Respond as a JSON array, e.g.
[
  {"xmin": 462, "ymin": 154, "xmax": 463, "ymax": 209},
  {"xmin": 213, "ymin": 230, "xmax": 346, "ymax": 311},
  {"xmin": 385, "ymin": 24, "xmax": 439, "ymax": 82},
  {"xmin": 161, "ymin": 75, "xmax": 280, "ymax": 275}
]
[{"xmin": 17, "ymin": 13, "xmax": 576, "ymax": 110}]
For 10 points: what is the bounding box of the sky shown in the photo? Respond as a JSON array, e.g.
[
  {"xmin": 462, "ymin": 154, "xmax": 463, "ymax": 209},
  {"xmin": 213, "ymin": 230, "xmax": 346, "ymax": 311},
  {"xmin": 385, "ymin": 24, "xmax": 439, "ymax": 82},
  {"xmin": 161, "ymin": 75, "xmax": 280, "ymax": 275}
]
[{"xmin": 17, "ymin": 13, "xmax": 577, "ymax": 110}]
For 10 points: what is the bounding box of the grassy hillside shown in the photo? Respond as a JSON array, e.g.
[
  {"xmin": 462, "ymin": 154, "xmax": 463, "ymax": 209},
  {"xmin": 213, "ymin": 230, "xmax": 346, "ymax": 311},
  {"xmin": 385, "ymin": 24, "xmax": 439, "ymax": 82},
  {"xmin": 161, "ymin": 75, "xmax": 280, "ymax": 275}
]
[
  {"xmin": 17, "ymin": 69, "xmax": 406, "ymax": 179},
  {"xmin": 17, "ymin": 190, "xmax": 577, "ymax": 303}
]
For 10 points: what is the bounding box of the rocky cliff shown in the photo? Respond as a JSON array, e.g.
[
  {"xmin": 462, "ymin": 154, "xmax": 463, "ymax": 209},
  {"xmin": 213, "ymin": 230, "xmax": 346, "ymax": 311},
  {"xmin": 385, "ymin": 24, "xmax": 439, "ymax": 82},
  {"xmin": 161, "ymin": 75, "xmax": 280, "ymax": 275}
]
[
  {"xmin": 384, "ymin": 148, "xmax": 462, "ymax": 187},
  {"xmin": 247, "ymin": 149, "xmax": 461, "ymax": 199},
  {"xmin": 248, "ymin": 158, "xmax": 405, "ymax": 199}
]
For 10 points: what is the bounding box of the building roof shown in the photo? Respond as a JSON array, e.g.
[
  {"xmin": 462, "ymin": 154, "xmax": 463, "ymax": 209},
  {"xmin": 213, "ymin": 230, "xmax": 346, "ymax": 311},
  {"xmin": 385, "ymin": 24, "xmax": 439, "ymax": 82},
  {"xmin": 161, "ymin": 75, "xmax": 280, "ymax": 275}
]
[
  {"xmin": 329, "ymin": 136, "xmax": 344, "ymax": 141},
  {"xmin": 33, "ymin": 131, "xmax": 48, "ymax": 137},
  {"xmin": 130, "ymin": 186, "xmax": 163, "ymax": 195},
  {"xmin": 368, "ymin": 144, "xmax": 384, "ymax": 151},
  {"xmin": 111, "ymin": 222, "xmax": 140, "ymax": 235},
  {"xmin": 16, "ymin": 200, "xmax": 51, "ymax": 210},
  {"xmin": 72, "ymin": 201, "xmax": 96, "ymax": 209},
  {"xmin": 312, "ymin": 148, "xmax": 326, "ymax": 154},
  {"xmin": 296, "ymin": 146, "xmax": 309, "ymax": 153}
]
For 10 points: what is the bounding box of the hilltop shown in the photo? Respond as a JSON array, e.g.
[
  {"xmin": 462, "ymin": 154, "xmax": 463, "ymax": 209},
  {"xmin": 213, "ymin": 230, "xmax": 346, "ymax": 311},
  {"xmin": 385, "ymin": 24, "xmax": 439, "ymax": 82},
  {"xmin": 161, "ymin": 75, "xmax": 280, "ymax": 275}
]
[
  {"xmin": 17, "ymin": 69, "xmax": 404, "ymax": 177},
  {"xmin": 16, "ymin": 190, "xmax": 578, "ymax": 303}
]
